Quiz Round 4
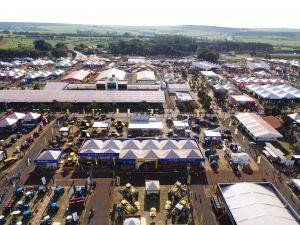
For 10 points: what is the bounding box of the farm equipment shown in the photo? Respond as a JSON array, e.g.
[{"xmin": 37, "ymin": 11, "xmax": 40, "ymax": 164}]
[
  {"xmin": 171, "ymin": 199, "xmax": 191, "ymax": 220},
  {"xmin": 26, "ymin": 135, "xmax": 34, "ymax": 143},
  {"xmin": 22, "ymin": 210, "xmax": 33, "ymax": 221},
  {"xmin": 24, "ymin": 190, "xmax": 34, "ymax": 201},
  {"xmin": 69, "ymin": 186, "xmax": 87, "ymax": 210},
  {"xmin": 119, "ymin": 183, "xmax": 138, "ymax": 203},
  {"xmin": 115, "ymin": 121, "xmax": 124, "ymax": 132},
  {"xmin": 209, "ymin": 154, "xmax": 219, "ymax": 169},
  {"xmin": 65, "ymin": 152, "xmax": 78, "ymax": 167},
  {"xmin": 15, "ymin": 185, "xmax": 24, "ymax": 198},
  {"xmin": 0, "ymin": 215, "xmax": 6, "ymax": 224},
  {"xmin": 168, "ymin": 181, "xmax": 187, "ymax": 204},
  {"xmin": 38, "ymin": 186, "xmax": 47, "ymax": 196},
  {"xmin": 120, "ymin": 199, "xmax": 137, "ymax": 214},
  {"xmin": 3, "ymin": 157, "xmax": 18, "ymax": 166},
  {"xmin": 49, "ymin": 202, "xmax": 58, "ymax": 212},
  {"xmin": 33, "ymin": 130, "xmax": 40, "ymax": 138},
  {"xmin": 40, "ymin": 215, "xmax": 52, "ymax": 225},
  {"xmin": 16, "ymin": 201, "xmax": 29, "ymax": 211},
  {"xmin": 53, "ymin": 186, "xmax": 65, "ymax": 199},
  {"xmin": 4, "ymin": 200, "xmax": 15, "ymax": 213}
]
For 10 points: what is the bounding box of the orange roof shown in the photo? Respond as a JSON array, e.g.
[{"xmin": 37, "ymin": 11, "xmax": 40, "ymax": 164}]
[{"xmin": 263, "ymin": 116, "xmax": 283, "ymax": 129}]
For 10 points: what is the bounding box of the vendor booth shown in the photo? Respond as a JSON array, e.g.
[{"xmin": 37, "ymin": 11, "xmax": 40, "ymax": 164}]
[
  {"xmin": 22, "ymin": 112, "xmax": 42, "ymax": 127},
  {"xmin": 34, "ymin": 148, "xmax": 63, "ymax": 169},
  {"xmin": 78, "ymin": 138, "xmax": 205, "ymax": 171},
  {"xmin": 0, "ymin": 117, "xmax": 18, "ymax": 133},
  {"xmin": 92, "ymin": 121, "xmax": 110, "ymax": 134},
  {"xmin": 145, "ymin": 180, "xmax": 160, "ymax": 196}
]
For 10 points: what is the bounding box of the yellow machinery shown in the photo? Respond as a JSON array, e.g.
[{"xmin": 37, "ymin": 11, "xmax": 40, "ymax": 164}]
[{"xmin": 135, "ymin": 158, "xmax": 158, "ymax": 170}]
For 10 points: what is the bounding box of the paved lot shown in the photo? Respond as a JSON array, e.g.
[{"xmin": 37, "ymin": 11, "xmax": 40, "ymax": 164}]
[{"xmin": 0, "ymin": 118, "xmax": 59, "ymax": 208}]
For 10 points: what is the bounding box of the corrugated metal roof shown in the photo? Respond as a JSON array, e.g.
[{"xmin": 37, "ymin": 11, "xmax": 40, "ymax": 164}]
[{"xmin": 0, "ymin": 90, "xmax": 165, "ymax": 103}]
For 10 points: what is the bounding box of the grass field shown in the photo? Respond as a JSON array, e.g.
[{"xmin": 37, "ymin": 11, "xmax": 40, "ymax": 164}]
[
  {"xmin": 1, "ymin": 36, "xmax": 108, "ymax": 49},
  {"xmin": 0, "ymin": 22, "xmax": 300, "ymax": 51}
]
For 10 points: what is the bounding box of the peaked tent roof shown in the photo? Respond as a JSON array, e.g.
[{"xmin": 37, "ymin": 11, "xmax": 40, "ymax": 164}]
[
  {"xmin": 121, "ymin": 150, "xmax": 139, "ymax": 159},
  {"xmin": 186, "ymin": 150, "xmax": 202, "ymax": 159},
  {"xmin": 36, "ymin": 150, "xmax": 62, "ymax": 161},
  {"xmin": 7, "ymin": 112, "xmax": 25, "ymax": 120},
  {"xmin": 123, "ymin": 218, "xmax": 141, "ymax": 225},
  {"xmin": 141, "ymin": 140, "xmax": 161, "ymax": 150},
  {"xmin": 102, "ymin": 140, "xmax": 123, "ymax": 150},
  {"xmin": 145, "ymin": 180, "xmax": 160, "ymax": 191},
  {"xmin": 165, "ymin": 149, "xmax": 180, "ymax": 159},
  {"xmin": 181, "ymin": 140, "xmax": 199, "ymax": 149},
  {"xmin": 0, "ymin": 117, "xmax": 18, "ymax": 127},
  {"xmin": 23, "ymin": 112, "xmax": 41, "ymax": 120},
  {"xmin": 122, "ymin": 140, "xmax": 142, "ymax": 150},
  {"xmin": 81, "ymin": 139, "xmax": 103, "ymax": 150}
]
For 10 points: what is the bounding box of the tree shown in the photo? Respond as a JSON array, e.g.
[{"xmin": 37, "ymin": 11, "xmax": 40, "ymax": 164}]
[
  {"xmin": 51, "ymin": 48, "xmax": 67, "ymax": 57},
  {"xmin": 201, "ymin": 96, "xmax": 212, "ymax": 112},
  {"xmin": 34, "ymin": 39, "xmax": 52, "ymax": 51},
  {"xmin": 55, "ymin": 42, "xmax": 66, "ymax": 49},
  {"xmin": 138, "ymin": 101, "xmax": 149, "ymax": 112},
  {"xmin": 186, "ymin": 101, "xmax": 199, "ymax": 113},
  {"xmin": 88, "ymin": 101, "xmax": 99, "ymax": 111},
  {"xmin": 197, "ymin": 48, "xmax": 219, "ymax": 62},
  {"xmin": 61, "ymin": 102, "xmax": 73, "ymax": 111}
]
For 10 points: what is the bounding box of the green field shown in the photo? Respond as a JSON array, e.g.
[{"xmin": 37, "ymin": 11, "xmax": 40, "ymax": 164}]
[
  {"xmin": 0, "ymin": 22, "xmax": 300, "ymax": 51},
  {"xmin": 1, "ymin": 36, "xmax": 109, "ymax": 50}
]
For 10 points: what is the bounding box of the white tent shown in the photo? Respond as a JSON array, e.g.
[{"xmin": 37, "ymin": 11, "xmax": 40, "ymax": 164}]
[
  {"xmin": 185, "ymin": 150, "xmax": 202, "ymax": 159},
  {"xmin": 7, "ymin": 112, "xmax": 25, "ymax": 120},
  {"xmin": 181, "ymin": 140, "xmax": 198, "ymax": 149},
  {"xmin": 288, "ymin": 113, "xmax": 300, "ymax": 124},
  {"xmin": 81, "ymin": 139, "xmax": 103, "ymax": 150},
  {"xmin": 221, "ymin": 183, "xmax": 299, "ymax": 225},
  {"xmin": 36, "ymin": 150, "xmax": 62, "ymax": 161},
  {"xmin": 141, "ymin": 140, "xmax": 161, "ymax": 150},
  {"xmin": 165, "ymin": 150, "xmax": 180, "ymax": 159},
  {"xmin": 121, "ymin": 150, "xmax": 139, "ymax": 160},
  {"xmin": 0, "ymin": 118, "xmax": 18, "ymax": 127},
  {"xmin": 143, "ymin": 149, "xmax": 162, "ymax": 158},
  {"xmin": 102, "ymin": 140, "xmax": 123, "ymax": 150},
  {"xmin": 23, "ymin": 112, "xmax": 41, "ymax": 120},
  {"xmin": 122, "ymin": 140, "xmax": 142, "ymax": 150},
  {"xmin": 145, "ymin": 180, "xmax": 160, "ymax": 192},
  {"xmin": 160, "ymin": 140, "xmax": 180, "ymax": 150}
]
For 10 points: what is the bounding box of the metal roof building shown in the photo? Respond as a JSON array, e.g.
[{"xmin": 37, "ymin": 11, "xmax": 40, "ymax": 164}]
[
  {"xmin": 235, "ymin": 113, "xmax": 283, "ymax": 141},
  {"xmin": 218, "ymin": 182, "xmax": 299, "ymax": 225},
  {"xmin": 0, "ymin": 90, "xmax": 165, "ymax": 103}
]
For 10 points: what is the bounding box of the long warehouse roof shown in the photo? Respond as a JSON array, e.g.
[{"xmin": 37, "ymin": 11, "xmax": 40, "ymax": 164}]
[
  {"xmin": 219, "ymin": 182, "xmax": 299, "ymax": 225},
  {"xmin": 235, "ymin": 113, "xmax": 283, "ymax": 140},
  {"xmin": 0, "ymin": 90, "xmax": 165, "ymax": 103}
]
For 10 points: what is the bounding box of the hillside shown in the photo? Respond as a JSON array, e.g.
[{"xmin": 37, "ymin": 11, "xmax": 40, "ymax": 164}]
[{"xmin": 0, "ymin": 22, "xmax": 299, "ymax": 50}]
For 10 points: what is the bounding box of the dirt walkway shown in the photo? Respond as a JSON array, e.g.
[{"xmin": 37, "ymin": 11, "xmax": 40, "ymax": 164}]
[{"xmin": 82, "ymin": 178, "xmax": 113, "ymax": 225}]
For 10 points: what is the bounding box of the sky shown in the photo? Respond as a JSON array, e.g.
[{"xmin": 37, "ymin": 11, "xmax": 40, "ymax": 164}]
[{"xmin": 1, "ymin": 0, "xmax": 300, "ymax": 28}]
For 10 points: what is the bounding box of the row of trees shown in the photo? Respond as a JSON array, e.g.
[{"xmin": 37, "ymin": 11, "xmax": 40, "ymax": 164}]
[
  {"xmin": 109, "ymin": 35, "xmax": 198, "ymax": 56},
  {"xmin": 197, "ymin": 83, "xmax": 212, "ymax": 112},
  {"xmin": 0, "ymin": 39, "xmax": 68, "ymax": 59},
  {"xmin": 109, "ymin": 35, "xmax": 274, "ymax": 57}
]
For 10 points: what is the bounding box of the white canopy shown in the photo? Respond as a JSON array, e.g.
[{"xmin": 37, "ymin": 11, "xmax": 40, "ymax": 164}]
[
  {"xmin": 23, "ymin": 112, "xmax": 41, "ymax": 120},
  {"xmin": 221, "ymin": 183, "xmax": 299, "ymax": 225},
  {"xmin": 288, "ymin": 113, "xmax": 300, "ymax": 124},
  {"xmin": 7, "ymin": 112, "xmax": 25, "ymax": 120},
  {"xmin": 0, "ymin": 118, "xmax": 18, "ymax": 127},
  {"xmin": 145, "ymin": 180, "xmax": 160, "ymax": 191},
  {"xmin": 235, "ymin": 113, "xmax": 283, "ymax": 141}
]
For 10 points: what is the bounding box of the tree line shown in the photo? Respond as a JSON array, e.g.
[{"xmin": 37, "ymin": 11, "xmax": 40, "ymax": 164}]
[
  {"xmin": 0, "ymin": 39, "xmax": 68, "ymax": 59},
  {"xmin": 109, "ymin": 35, "xmax": 274, "ymax": 57}
]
